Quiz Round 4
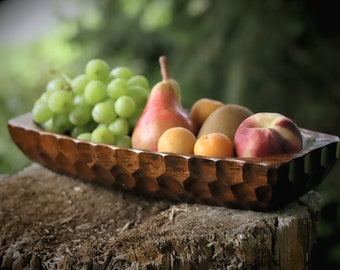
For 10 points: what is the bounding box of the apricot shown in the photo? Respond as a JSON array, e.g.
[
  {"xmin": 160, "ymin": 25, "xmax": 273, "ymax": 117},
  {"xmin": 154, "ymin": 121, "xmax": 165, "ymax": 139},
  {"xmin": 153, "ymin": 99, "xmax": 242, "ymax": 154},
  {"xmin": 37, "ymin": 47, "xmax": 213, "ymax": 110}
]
[
  {"xmin": 157, "ymin": 127, "xmax": 196, "ymax": 155},
  {"xmin": 189, "ymin": 98, "xmax": 224, "ymax": 129},
  {"xmin": 194, "ymin": 133, "xmax": 234, "ymax": 158}
]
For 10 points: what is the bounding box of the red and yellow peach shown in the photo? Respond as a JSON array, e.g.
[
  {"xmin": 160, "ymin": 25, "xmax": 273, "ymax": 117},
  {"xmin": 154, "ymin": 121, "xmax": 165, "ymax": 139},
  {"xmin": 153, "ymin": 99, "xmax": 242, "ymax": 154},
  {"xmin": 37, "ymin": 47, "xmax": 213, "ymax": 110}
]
[{"xmin": 234, "ymin": 112, "xmax": 303, "ymax": 158}]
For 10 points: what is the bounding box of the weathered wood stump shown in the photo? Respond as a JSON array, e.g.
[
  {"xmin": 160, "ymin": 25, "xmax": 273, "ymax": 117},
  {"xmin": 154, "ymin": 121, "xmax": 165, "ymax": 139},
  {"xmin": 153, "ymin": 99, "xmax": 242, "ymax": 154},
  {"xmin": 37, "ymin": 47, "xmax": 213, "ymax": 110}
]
[{"xmin": 0, "ymin": 164, "xmax": 321, "ymax": 269}]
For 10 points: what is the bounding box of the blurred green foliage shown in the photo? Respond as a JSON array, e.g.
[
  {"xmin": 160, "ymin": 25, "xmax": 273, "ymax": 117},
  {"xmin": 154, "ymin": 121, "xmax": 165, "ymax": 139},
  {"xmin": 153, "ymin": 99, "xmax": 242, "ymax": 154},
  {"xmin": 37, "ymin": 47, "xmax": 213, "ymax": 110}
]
[
  {"xmin": 1, "ymin": 0, "xmax": 339, "ymax": 268},
  {"xmin": 0, "ymin": 20, "xmax": 82, "ymax": 173}
]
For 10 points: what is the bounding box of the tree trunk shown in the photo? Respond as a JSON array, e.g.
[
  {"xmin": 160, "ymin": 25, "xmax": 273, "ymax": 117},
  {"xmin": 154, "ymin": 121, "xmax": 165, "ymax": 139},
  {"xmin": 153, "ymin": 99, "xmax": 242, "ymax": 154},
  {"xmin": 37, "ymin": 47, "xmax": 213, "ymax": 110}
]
[{"xmin": 0, "ymin": 164, "xmax": 321, "ymax": 269}]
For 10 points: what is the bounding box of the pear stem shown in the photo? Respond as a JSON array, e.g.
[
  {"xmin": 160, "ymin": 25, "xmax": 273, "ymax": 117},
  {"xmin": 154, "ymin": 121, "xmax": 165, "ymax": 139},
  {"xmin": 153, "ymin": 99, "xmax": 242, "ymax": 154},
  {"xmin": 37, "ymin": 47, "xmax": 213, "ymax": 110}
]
[{"xmin": 159, "ymin": 56, "xmax": 170, "ymax": 81}]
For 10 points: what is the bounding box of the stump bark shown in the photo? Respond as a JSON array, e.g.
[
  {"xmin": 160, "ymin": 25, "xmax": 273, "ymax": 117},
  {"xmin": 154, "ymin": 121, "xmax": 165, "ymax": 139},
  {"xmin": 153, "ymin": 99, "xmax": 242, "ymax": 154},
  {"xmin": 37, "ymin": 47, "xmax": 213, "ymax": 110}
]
[{"xmin": 0, "ymin": 164, "xmax": 321, "ymax": 269}]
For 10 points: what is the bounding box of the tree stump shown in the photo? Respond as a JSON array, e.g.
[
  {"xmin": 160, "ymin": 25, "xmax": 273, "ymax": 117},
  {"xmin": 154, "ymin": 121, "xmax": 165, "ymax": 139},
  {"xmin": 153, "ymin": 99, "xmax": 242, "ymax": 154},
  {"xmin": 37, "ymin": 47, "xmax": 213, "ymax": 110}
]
[{"xmin": 0, "ymin": 164, "xmax": 321, "ymax": 269}]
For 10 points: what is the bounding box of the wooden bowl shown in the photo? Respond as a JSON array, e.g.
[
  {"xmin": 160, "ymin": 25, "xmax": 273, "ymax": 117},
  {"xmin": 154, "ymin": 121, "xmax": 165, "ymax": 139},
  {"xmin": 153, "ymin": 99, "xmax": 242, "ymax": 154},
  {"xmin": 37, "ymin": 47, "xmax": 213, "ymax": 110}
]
[{"xmin": 8, "ymin": 113, "xmax": 340, "ymax": 211}]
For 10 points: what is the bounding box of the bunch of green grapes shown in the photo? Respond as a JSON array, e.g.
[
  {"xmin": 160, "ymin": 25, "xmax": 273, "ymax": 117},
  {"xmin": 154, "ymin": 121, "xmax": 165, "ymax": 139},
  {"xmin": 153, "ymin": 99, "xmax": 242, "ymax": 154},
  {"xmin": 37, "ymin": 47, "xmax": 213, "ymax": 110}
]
[{"xmin": 32, "ymin": 59, "xmax": 150, "ymax": 148}]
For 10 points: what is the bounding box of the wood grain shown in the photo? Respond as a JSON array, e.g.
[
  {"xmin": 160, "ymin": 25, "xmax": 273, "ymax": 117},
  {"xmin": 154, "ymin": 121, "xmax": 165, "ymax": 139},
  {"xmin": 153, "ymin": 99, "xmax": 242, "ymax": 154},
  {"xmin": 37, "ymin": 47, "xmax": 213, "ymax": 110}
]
[{"xmin": 0, "ymin": 164, "xmax": 321, "ymax": 269}]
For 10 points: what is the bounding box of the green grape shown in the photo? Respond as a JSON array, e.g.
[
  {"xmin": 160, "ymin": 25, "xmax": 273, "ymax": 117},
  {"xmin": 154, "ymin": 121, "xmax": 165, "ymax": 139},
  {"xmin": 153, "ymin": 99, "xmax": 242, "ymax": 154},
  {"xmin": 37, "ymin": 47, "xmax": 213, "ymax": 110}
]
[
  {"xmin": 42, "ymin": 119, "xmax": 60, "ymax": 133},
  {"xmin": 92, "ymin": 100, "xmax": 117, "ymax": 124},
  {"xmin": 107, "ymin": 78, "xmax": 129, "ymax": 99},
  {"xmin": 47, "ymin": 90, "xmax": 73, "ymax": 114},
  {"xmin": 76, "ymin": 132, "xmax": 92, "ymax": 141},
  {"xmin": 128, "ymin": 107, "xmax": 143, "ymax": 128},
  {"xmin": 46, "ymin": 77, "xmax": 70, "ymax": 92},
  {"xmin": 127, "ymin": 85, "xmax": 149, "ymax": 108},
  {"xmin": 53, "ymin": 114, "xmax": 73, "ymax": 134},
  {"xmin": 83, "ymin": 80, "xmax": 107, "ymax": 105},
  {"xmin": 40, "ymin": 91, "xmax": 53, "ymax": 103},
  {"xmin": 116, "ymin": 135, "xmax": 132, "ymax": 148},
  {"xmin": 71, "ymin": 74, "xmax": 90, "ymax": 95},
  {"xmin": 96, "ymin": 123, "xmax": 108, "ymax": 129},
  {"xmin": 110, "ymin": 67, "xmax": 133, "ymax": 80},
  {"xmin": 85, "ymin": 59, "xmax": 110, "ymax": 81},
  {"xmin": 71, "ymin": 125, "xmax": 89, "ymax": 138},
  {"xmin": 114, "ymin": 96, "xmax": 136, "ymax": 119},
  {"xmin": 91, "ymin": 127, "xmax": 115, "ymax": 144},
  {"xmin": 73, "ymin": 95, "xmax": 86, "ymax": 105},
  {"xmin": 108, "ymin": 118, "xmax": 130, "ymax": 136},
  {"xmin": 32, "ymin": 102, "xmax": 54, "ymax": 124},
  {"xmin": 128, "ymin": 75, "xmax": 150, "ymax": 90},
  {"xmin": 69, "ymin": 104, "xmax": 92, "ymax": 126}
]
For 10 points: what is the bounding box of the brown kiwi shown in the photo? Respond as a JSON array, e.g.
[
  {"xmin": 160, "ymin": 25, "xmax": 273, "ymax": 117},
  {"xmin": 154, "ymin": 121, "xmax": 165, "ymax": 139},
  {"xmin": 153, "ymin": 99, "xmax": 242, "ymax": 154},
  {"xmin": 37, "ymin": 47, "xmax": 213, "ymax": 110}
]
[
  {"xmin": 197, "ymin": 104, "xmax": 253, "ymax": 143},
  {"xmin": 189, "ymin": 98, "xmax": 224, "ymax": 129}
]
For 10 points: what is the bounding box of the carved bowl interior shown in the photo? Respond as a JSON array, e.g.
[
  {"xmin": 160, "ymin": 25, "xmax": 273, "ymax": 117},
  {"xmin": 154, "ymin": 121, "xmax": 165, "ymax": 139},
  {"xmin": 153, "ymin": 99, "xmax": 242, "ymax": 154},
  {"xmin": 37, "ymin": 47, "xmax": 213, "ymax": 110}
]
[{"xmin": 8, "ymin": 113, "xmax": 340, "ymax": 211}]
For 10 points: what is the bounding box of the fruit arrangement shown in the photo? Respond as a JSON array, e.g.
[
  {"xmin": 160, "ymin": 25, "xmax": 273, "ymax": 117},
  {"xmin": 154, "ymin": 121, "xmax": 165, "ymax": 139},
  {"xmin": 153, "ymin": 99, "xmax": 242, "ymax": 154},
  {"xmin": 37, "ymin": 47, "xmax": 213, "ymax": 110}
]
[
  {"xmin": 32, "ymin": 56, "xmax": 304, "ymax": 159},
  {"xmin": 32, "ymin": 59, "xmax": 150, "ymax": 148},
  {"xmin": 131, "ymin": 56, "xmax": 303, "ymax": 159},
  {"xmin": 9, "ymin": 55, "xmax": 339, "ymax": 211}
]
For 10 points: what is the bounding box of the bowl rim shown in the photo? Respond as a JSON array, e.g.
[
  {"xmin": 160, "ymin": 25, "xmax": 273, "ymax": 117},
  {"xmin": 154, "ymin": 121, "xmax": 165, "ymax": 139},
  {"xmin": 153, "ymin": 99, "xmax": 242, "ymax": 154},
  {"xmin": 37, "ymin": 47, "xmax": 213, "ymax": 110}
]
[{"xmin": 8, "ymin": 112, "xmax": 340, "ymax": 168}]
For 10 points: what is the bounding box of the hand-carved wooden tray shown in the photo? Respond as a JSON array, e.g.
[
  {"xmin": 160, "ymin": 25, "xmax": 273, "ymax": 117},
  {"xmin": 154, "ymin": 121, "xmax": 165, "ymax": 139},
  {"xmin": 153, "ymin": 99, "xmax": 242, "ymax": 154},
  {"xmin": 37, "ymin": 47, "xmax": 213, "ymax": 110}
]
[{"xmin": 8, "ymin": 113, "xmax": 340, "ymax": 211}]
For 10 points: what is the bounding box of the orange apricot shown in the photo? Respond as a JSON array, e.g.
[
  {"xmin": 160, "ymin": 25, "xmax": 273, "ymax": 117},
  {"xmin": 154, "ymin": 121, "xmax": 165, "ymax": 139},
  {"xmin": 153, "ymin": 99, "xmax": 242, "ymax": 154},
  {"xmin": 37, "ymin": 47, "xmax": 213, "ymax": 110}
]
[
  {"xmin": 194, "ymin": 133, "xmax": 234, "ymax": 158},
  {"xmin": 189, "ymin": 98, "xmax": 224, "ymax": 129},
  {"xmin": 157, "ymin": 127, "xmax": 196, "ymax": 155}
]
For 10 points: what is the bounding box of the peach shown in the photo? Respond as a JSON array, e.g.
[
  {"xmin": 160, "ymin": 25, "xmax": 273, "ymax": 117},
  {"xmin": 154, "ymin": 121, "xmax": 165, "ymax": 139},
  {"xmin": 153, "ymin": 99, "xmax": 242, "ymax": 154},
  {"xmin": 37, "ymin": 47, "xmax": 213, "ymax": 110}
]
[
  {"xmin": 157, "ymin": 127, "xmax": 196, "ymax": 155},
  {"xmin": 189, "ymin": 98, "xmax": 224, "ymax": 129},
  {"xmin": 234, "ymin": 112, "xmax": 303, "ymax": 158},
  {"xmin": 194, "ymin": 133, "xmax": 234, "ymax": 158}
]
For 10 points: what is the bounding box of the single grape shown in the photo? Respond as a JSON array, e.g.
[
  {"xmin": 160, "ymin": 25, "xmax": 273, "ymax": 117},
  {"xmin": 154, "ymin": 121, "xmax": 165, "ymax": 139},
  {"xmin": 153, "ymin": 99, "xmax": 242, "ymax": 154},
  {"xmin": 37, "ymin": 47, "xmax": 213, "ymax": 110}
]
[
  {"xmin": 116, "ymin": 135, "xmax": 132, "ymax": 148},
  {"xmin": 46, "ymin": 77, "xmax": 70, "ymax": 92},
  {"xmin": 47, "ymin": 90, "xmax": 73, "ymax": 114},
  {"xmin": 53, "ymin": 114, "xmax": 73, "ymax": 134},
  {"xmin": 83, "ymin": 80, "xmax": 107, "ymax": 105},
  {"xmin": 85, "ymin": 59, "xmax": 110, "ymax": 81},
  {"xmin": 108, "ymin": 118, "xmax": 130, "ymax": 136},
  {"xmin": 128, "ymin": 75, "xmax": 150, "ymax": 90},
  {"xmin": 71, "ymin": 125, "xmax": 89, "ymax": 138},
  {"xmin": 69, "ymin": 104, "xmax": 92, "ymax": 126},
  {"xmin": 91, "ymin": 127, "xmax": 115, "ymax": 144},
  {"xmin": 128, "ymin": 107, "xmax": 144, "ymax": 128},
  {"xmin": 42, "ymin": 119, "xmax": 60, "ymax": 133},
  {"xmin": 127, "ymin": 85, "xmax": 149, "ymax": 108},
  {"xmin": 114, "ymin": 96, "xmax": 136, "ymax": 119},
  {"xmin": 77, "ymin": 132, "xmax": 92, "ymax": 141},
  {"xmin": 73, "ymin": 95, "xmax": 86, "ymax": 105},
  {"xmin": 32, "ymin": 102, "xmax": 54, "ymax": 124},
  {"xmin": 110, "ymin": 67, "xmax": 133, "ymax": 80},
  {"xmin": 71, "ymin": 74, "xmax": 90, "ymax": 95},
  {"xmin": 92, "ymin": 100, "xmax": 117, "ymax": 124},
  {"xmin": 40, "ymin": 91, "xmax": 53, "ymax": 103},
  {"xmin": 76, "ymin": 120, "xmax": 98, "ymax": 134},
  {"xmin": 107, "ymin": 78, "xmax": 129, "ymax": 99},
  {"xmin": 96, "ymin": 123, "xmax": 108, "ymax": 129}
]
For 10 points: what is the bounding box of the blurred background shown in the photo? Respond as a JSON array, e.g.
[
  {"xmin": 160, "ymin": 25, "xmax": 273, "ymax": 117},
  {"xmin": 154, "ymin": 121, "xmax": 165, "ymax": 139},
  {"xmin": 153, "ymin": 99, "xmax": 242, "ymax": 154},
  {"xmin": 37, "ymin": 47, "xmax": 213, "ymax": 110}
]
[{"xmin": 0, "ymin": 0, "xmax": 339, "ymax": 268}]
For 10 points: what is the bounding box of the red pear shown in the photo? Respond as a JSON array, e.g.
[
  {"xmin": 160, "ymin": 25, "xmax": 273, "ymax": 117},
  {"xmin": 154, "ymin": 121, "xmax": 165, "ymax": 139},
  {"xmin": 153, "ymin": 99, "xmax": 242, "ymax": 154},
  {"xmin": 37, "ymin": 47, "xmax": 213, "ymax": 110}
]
[{"xmin": 131, "ymin": 56, "xmax": 196, "ymax": 151}]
